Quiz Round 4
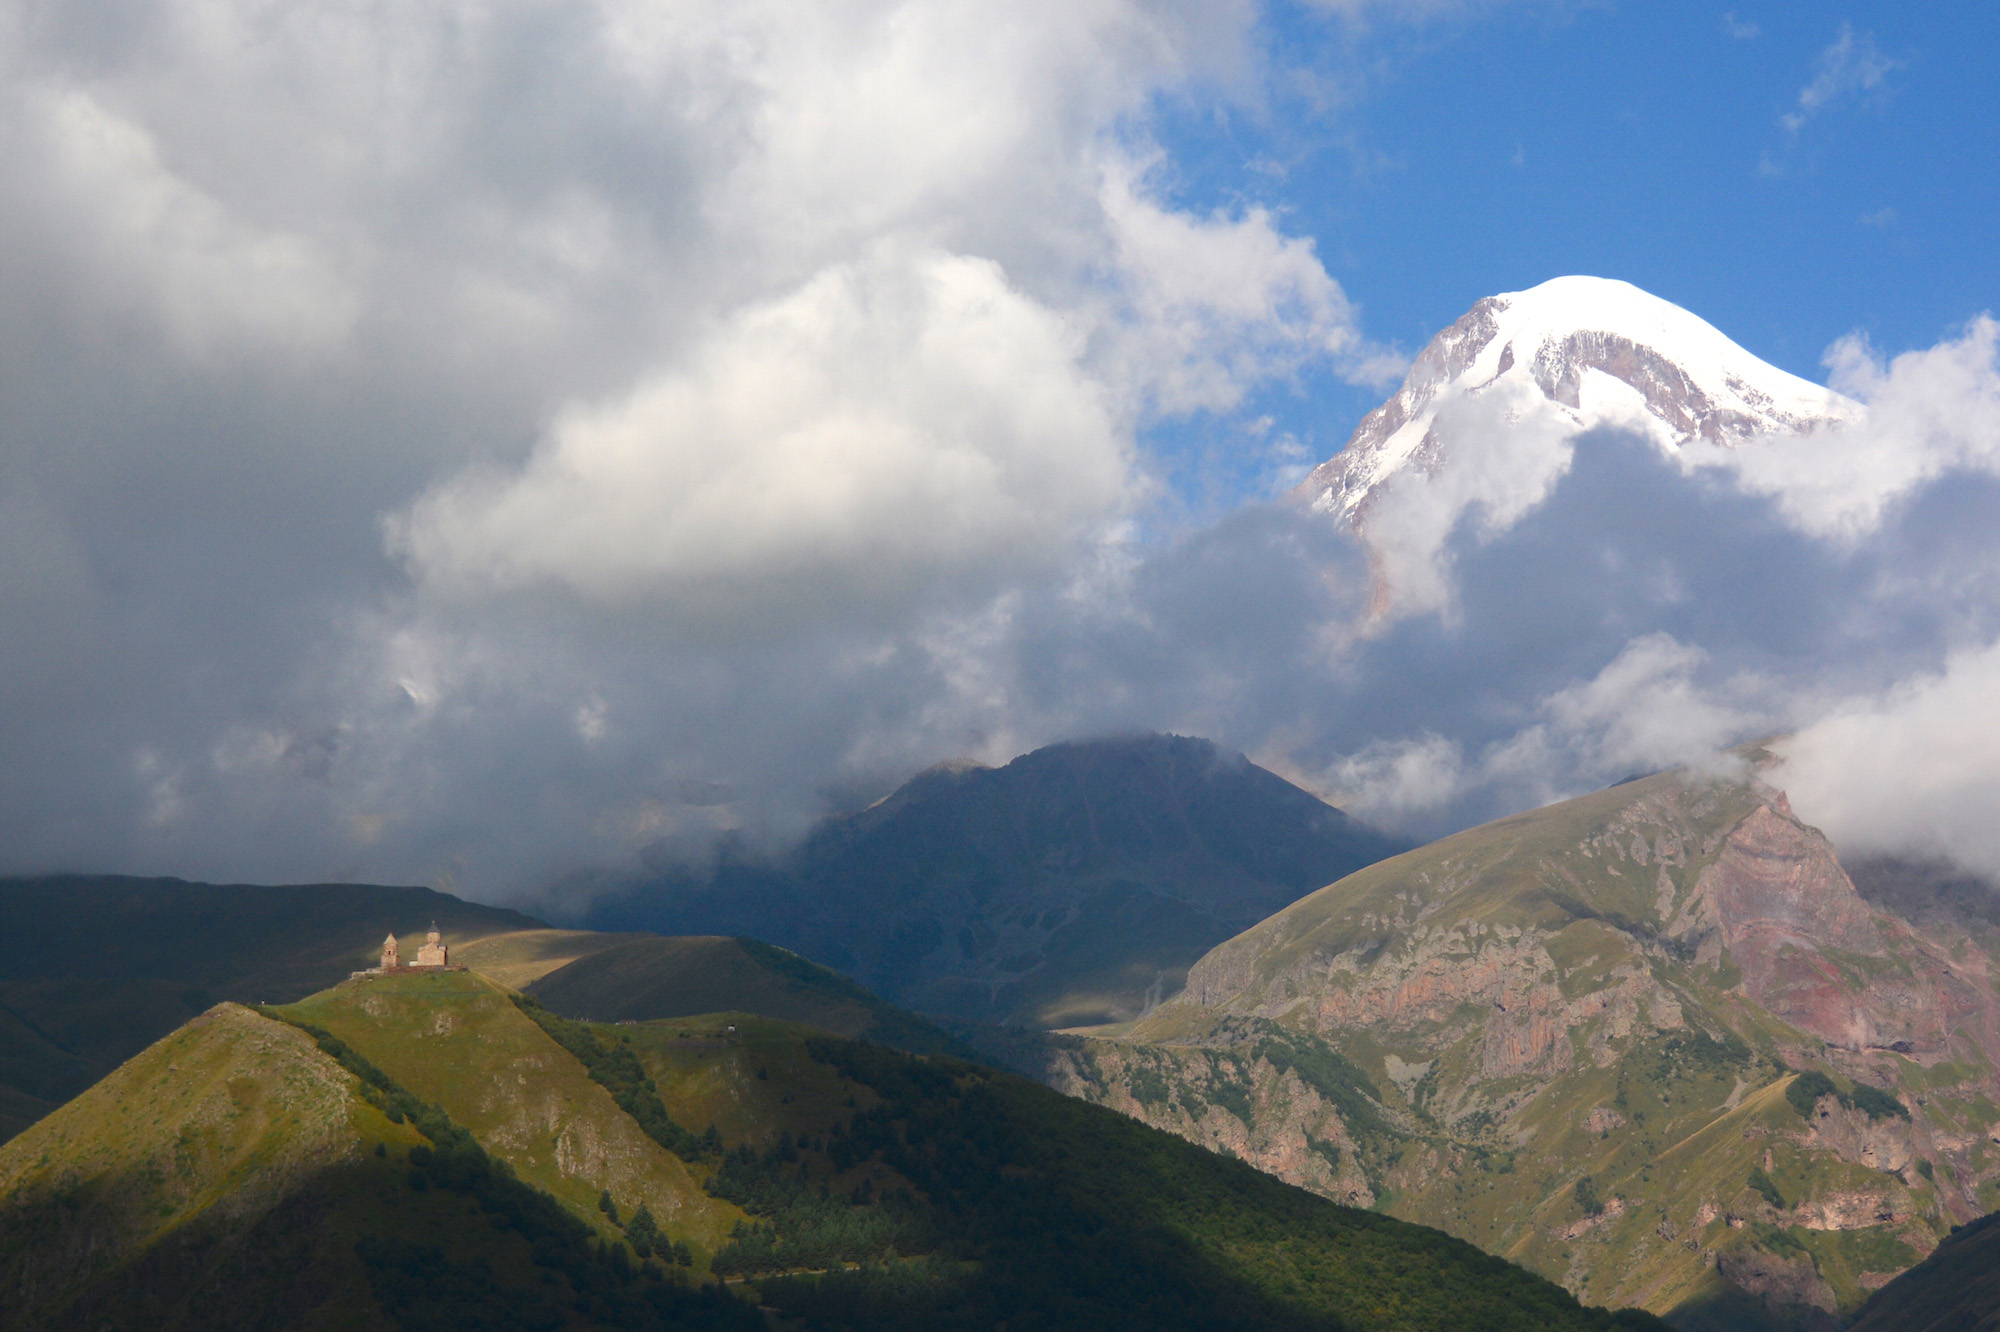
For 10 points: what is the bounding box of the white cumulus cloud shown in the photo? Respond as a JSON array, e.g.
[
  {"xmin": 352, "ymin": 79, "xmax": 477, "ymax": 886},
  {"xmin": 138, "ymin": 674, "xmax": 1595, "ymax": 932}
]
[
  {"xmin": 1354, "ymin": 377, "xmax": 1578, "ymax": 617},
  {"xmin": 1777, "ymin": 639, "xmax": 2000, "ymax": 879},
  {"xmin": 1097, "ymin": 162, "xmax": 1398, "ymax": 415},
  {"xmin": 1324, "ymin": 635, "xmax": 1764, "ymax": 831},
  {"xmin": 1685, "ymin": 315, "xmax": 2000, "ymax": 541},
  {"xmin": 391, "ymin": 245, "xmax": 1134, "ymax": 620},
  {"xmin": 0, "ymin": 84, "xmax": 357, "ymax": 359}
]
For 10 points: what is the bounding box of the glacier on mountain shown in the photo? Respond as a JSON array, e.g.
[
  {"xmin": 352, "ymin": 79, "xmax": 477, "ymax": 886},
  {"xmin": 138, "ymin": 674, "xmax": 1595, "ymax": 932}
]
[{"xmin": 1295, "ymin": 275, "xmax": 1861, "ymax": 524}]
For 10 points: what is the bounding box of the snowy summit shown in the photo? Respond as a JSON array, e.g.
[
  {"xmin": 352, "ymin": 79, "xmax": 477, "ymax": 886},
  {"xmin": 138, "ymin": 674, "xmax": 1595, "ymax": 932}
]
[{"xmin": 1296, "ymin": 276, "xmax": 1860, "ymax": 521}]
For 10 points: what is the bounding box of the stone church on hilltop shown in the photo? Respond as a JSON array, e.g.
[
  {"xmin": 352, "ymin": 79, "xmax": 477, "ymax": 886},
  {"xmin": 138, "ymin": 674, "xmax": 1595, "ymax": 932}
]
[{"xmin": 357, "ymin": 924, "xmax": 462, "ymax": 977}]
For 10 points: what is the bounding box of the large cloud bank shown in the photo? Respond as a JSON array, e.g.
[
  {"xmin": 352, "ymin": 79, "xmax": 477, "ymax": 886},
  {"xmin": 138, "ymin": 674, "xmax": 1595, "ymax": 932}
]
[
  {"xmin": 3, "ymin": 0, "xmax": 1998, "ymax": 905},
  {"xmin": 0, "ymin": 0, "xmax": 1399, "ymax": 895}
]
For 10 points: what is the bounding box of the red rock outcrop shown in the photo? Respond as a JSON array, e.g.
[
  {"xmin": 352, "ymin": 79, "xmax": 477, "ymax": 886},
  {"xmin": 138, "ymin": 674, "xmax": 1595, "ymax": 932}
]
[{"xmin": 1689, "ymin": 801, "xmax": 1988, "ymax": 1055}]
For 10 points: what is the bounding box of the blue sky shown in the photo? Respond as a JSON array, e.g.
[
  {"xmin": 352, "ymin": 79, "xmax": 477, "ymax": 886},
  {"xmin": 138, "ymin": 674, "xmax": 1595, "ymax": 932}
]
[{"xmin": 1149, "ymin": 2, "xmax": 1999, "ymax": 492}]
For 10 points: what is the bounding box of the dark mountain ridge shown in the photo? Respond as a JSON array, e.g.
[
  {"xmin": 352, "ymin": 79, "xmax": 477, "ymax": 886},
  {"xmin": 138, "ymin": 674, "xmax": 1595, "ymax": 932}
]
[
  {"xmin": 518, "ymin": 933, "xmax": 978, "ymax": 1059},
  {"xmin": 0, "ymin": 874, "xmax": 542, "ymax": 1142},
  {"xmin": 1848, "ymin": 1207, "xmax": 2000, "ymax": 1332},
  {"xmin": 584, "ymin": 733, "xmax": 1408, "ymax": 1027}
]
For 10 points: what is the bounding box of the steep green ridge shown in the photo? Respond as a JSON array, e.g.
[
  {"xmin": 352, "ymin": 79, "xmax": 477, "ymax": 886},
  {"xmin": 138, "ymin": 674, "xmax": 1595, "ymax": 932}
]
[
  {"xmin": 1016, "ymin": 762, "xmax": 2000, "ymax": 1328},
  {"xmin": 585, "ymin": 733, "xmax": 1408, "ymax": 1026},
  {"xmin": 0, "ymin": 1000, "xmax": 757, "ymax": 1330},
  {"xmin": 1848, "ymin": 1209, "xmax": 2000, "ymax": 1332},
  {"xmin": 0, "ymin": 869, "xmax": 972, "ymax": 1145},
  {"xmin": 0, "ymin": 875, "xmax": 543, "ymax": 1142},
  {"xmin": 278, "ymin": 970, "xmax": 742, "ymax": 1260},
  {"xmin": 521, "ymin": 933, "xmax": 978, "ymax": 1058},
  {"xmin": 4, "ymin": 967, "xmax": 1671, "ymax": 1330}
]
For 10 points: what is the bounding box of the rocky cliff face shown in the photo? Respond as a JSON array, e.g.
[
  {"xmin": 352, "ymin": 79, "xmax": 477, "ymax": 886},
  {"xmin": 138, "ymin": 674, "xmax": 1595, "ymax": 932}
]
[
  {"xmin": 1680, "ymin": 802, "xmax": 1996, "ymax": 1061},
  {"xmin": 1028, "ymin": 759, "xmax": 2000, "ymax": 1328}
]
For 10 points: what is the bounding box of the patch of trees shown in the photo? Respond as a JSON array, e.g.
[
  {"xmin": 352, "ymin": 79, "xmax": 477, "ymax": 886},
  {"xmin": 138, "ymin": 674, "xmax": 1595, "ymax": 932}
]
[
  {"xmin": 1747, "ymin": 1166, "xmax": 1786, "ymax": 1210},
  {"xmin": 1784, "ymin": 1071, "xmax": 1908, "ymax": 1122},
  {"xmin": 510, "ymin": 994, "xmax": 715, "ymax": 1160},
  {"xmin": 743, "ymin": 1035, "xmax": 1672, "ymax": 1332},
  {"xmin": 704, "ymin": 1135, "xmax": 919, "ymax": 1275},
  {"xmin": 624, "ymin": 1202, "xmax": 694, "ymax": 1267}
]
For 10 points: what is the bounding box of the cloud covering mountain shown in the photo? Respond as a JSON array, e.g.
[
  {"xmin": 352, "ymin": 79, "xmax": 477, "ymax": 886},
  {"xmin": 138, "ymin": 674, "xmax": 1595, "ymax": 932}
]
[
  {"xmin": 1281, "ymin": 284, "xmax": 2000, "ymax": 863},
  {"xmin": 2, "ymin": 1, "xmax": 1998, "ymax": 904}
]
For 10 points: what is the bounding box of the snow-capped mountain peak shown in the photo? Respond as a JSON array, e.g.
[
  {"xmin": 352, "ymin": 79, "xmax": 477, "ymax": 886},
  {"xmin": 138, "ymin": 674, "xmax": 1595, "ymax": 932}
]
[{"xmin": 1296, "ymin": 275, "xmax": 1861, "ymax": 521}]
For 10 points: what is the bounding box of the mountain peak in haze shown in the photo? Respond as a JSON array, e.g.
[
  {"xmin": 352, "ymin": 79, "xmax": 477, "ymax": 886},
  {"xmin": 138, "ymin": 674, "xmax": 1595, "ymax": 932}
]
[
  {"xmin": 1295, "ymin": 275, "xmax": 1861, "ymax": 521},
  {"xmin": 590, "ymin": 733, "xmax": 1408, "ymax": 1028}
]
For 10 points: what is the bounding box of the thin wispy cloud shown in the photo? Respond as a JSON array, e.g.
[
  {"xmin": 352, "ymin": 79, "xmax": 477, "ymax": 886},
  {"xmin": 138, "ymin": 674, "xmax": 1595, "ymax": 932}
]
[
  {"xmin": 1782, "ymin": 23, "xmax": 1903, "ymax": 132},
  {"xmin": 1722, "ymin": 12, "xmax": 1760, "ymax": 41}
]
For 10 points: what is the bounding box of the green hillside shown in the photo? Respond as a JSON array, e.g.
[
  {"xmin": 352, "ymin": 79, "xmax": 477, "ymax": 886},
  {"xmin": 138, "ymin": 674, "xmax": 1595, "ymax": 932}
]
[
  {"xmin": 1015, "ymin": 761, "xmax": 2000, "ymax": 1328},
  {"xmin": 278, "ymin": 969, "xmax": 744, "ymax": 1260},
  {"xmin": 0, "ymin": 999, "xmax": 757, "ymax": 1331},
  {"xmin": 0, "ymin": 875, "xmax": 544, "ymax": 1143},
  {"xmin": 0, "ymin": 876, "xmax": 969, "ymax": 1147},
  {"xmin": 2, "ymin": 965, "xmax": 1669, "ymax": 1331}
]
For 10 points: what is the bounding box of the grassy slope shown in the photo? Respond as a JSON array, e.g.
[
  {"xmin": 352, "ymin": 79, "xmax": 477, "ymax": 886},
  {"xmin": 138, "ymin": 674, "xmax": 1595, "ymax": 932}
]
[
  {"xmin": 625, "ymin": 1011, "xmax": 1667, "ymax": 1332},
  {"xmin": 0, "ymin": 993, "xmax": 767, "ymax": 1331},
  {"xmin": 450, "ymin": 928, "xmax": 635, "ymax": 989},
  {"xmin": 279, "ymin": 970, "xmax": 744, "ymax": 1263},
  {"xmin": 1168, "ymin": 771, "xmax": 1761, "ymax": 1003},
  {"xmin": 0, "ymin": 1002, "xmax": 431, "ymax": 1329}
]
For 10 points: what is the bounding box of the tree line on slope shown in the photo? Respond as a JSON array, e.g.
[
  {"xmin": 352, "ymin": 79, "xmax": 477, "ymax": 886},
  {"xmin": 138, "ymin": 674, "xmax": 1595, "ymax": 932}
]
[{"xmin": 742, "ymin": 1036, "xmax": 1671, "ymax": 1332}]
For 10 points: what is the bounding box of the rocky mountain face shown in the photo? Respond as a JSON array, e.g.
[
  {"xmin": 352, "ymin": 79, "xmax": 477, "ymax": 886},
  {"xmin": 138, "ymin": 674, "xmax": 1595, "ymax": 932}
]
[
  {"xmin": 1013, "ymin": 757, "xmax": 2000, "ymax": 1329},
  {"xmin": 1292, "ymin": 276, "xmax": 1859, "ymax": 525},
  {"xmin": 587, "ymin": 734, "xmax": 1407, "ymax": 1027}
]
